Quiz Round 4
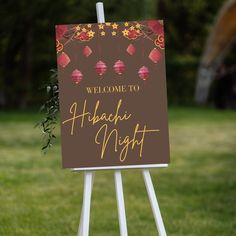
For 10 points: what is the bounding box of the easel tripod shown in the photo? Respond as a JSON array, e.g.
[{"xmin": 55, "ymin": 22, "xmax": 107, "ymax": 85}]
[{"xmin": 75, "ymin": 3, "xmax": 167, "ymax": 236}]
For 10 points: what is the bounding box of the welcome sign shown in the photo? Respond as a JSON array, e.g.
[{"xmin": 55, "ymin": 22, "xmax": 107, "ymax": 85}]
[{"xmin": 56, "ymin": 20, "xmax": 169, "ymax": 169}]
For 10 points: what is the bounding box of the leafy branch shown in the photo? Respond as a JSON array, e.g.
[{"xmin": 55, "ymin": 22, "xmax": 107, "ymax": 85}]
[{"xmin": 36, "ymin": 69, "xmax": 59, "ymax": 152}]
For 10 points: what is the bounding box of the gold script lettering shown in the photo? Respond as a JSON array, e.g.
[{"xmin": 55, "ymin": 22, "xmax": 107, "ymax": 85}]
[
  {"xmin": 95, "ymin": 123, "xmax": 160, "ymax": 162},
  {"xmin": 62, "ymin": 99, "xmax": 131, "ymax": 135}
]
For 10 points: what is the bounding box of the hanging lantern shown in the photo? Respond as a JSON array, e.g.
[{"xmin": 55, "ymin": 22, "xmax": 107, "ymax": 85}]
[
  {"xmin": 149, "ymin": 48, "xmax": 161, "ymax": 63},
  {"xmin": 113, "ymin": 60, "xmax": 125, "ymax": 75},
  {"xmin": 126, "ymin": 44, "xmax": 135, "ymax": 55},
  {"xmin": 138, "ymin": 66, "xmax": 149, "ymax": 80},
  {"xmin": 95, "ymin": 60, "xmax": 107, "ymax": 76},
  {"xmin": 57, "ymin": 52, "xmax": 70, "ymax": 68},
  {"xmin": 83, "ymin": 46, "xmax": 92, "ymax": 57},
  {"xmin": 71, "ymin": 69, "xmax": 83, "ymax": 84}
]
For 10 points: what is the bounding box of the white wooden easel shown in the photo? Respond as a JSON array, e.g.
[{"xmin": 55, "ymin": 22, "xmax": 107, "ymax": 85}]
[{"xmin": 75, "ymin": 3, "xmax": 167, "ymax": 236}]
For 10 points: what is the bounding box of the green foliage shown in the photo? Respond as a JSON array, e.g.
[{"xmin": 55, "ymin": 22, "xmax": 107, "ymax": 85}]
[
  {"xmin": 36, "ymin": 69, "xmax": 59, "ymax": 151},
  {"xmin": 0, "ymin": 107, "xmax": 236, "ymax": 235}
]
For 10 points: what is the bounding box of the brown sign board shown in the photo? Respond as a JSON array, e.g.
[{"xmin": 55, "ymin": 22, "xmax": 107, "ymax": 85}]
[{"xmin": 56, "ymin": 20, "xmax": 170, "ymax": 170}]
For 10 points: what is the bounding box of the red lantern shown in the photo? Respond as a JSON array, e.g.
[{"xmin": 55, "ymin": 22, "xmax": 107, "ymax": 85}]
[
  {"xmin": 113, "ymin": 60, "xmax": 125, "ymax": 75},
  {"xmin": 95, "ymin": 60, "xmax": 107, "ymax": 76},
  {"xmin": 126, "ymin": 44, "xmax": 135, "ymax": 55},
  {"xmin": 149, "ymin": 48, "xmax": 161, "ymax": 63},
  {"xmin": 71, "ymin": 69, "xmax": 83, "ymax": 84},
  {"xmin": 57, "ymin": 52, "xmax": 70, "ymax": 68},
  {"xmin": 138, "ymin": 66, "xmax": 149, "ymax": 80},
  {"xmin": 83, "ymin": 46, "xmax": 92, "ymax": 57}
]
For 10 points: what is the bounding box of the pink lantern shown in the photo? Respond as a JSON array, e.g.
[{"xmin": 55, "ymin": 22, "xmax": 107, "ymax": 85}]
[
  {"xmin": 126, "ymin": 44, "xmax": 136, "ymax": 55},
  {"xmin": 95, "ymin": 60, "xmax": 107, "ymax": 76},
  {"xmin": 71, "ymin": 69, "xmax": 83, "ymax": 84},
  {"xmin": 138, "ymin": 66, "xmax": 149, "ymax": 80},
  {"xmin": 57, "ymin": 52, "xmax": 70, "ymax": 68},
  {"xmin": 113, "ymin": 60, "xmax": 125, "ymax": 75},
  {"xmin": 83, "ymin": 46, "xmax": 92, "ymax": 57},
  {"xmin": 149, "ymin": 48, "xmax": 161, "ymax": 63}
]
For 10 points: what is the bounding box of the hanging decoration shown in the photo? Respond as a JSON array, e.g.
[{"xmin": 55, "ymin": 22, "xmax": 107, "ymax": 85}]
[
  {"xmin": 73, "ymin": 25, "xmax": 95, "ymax": 42},
  {"xmin": 138, "ymin": 66, "xmax": 149, "ymax": 80},
  {"xmin": 56, "ymin": 20, "xmax": 165, "ymax": 83},
  {"xmin": 57, "ymin": 52, "xmax": 70, "ymax": 68},
  {"xmin": 126, "ymin": 44, "xmax": 136, "ymax": 55},
  {"xmin": 83, "ymin": 46, "xmax": 92, "ymax": 57},
  {"xmin": 155, "ymin": 34, "xmax": 165, "ymax": 49},
  {"xmin": 95, "ymin": 61, "xmax": 107, "ymax": 76},
  {"xmin": 122, "ymin": 26, "xmax": 142, "ymax": 40},
  {"xmin": 113, "ymin": 60, "xmax": 125, "ymax": 75},
  {"xmin": 149, "ymin": 48, "xmax": 161, "ymax": 63},
  {"xmin": 57, "ymin": 21, "xmax": 164, "ymax": 47},
  {"xmin": 71, "ymin": 69, "xmax": 83, "ymax": 84}
]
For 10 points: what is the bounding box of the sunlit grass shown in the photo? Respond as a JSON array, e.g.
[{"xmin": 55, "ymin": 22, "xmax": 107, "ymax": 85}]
[{"xmin": 0, "ymin": 107, "xmax": 235, "ymax": 235}]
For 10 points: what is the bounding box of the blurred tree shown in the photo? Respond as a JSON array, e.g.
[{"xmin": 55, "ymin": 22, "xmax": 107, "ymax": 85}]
[
  {"xmin": 157, "ymin": 0, "xmax": 224, "ymax": 104},
  {"xmin": 0, "ymin": 0, "xmax": 228, "ymax": 108},
  {"xmin": 0, "ymin": 0, "xmax": 147, "ymax": 109}
]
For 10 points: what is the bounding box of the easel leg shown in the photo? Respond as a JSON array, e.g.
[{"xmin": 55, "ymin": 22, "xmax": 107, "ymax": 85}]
[
  {"xmin": 77, "ymin": 171, "xmax": 93, "ymax": 236},
  {"xmin": 142, "ymin": 169, "xmax": 167, "ymax": 236},
  {"xmin": 114, "ymin": 170, "xmax": 128, "ymax": 236},
  {"xmin": 77, "ymin": 199, "xmax": 84, "ymax": 236}
]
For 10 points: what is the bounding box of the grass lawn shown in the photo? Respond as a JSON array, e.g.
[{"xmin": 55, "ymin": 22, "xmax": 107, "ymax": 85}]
[{"xmin": 0, "ymin": 107, "xmax": 235, "ymax": 236}]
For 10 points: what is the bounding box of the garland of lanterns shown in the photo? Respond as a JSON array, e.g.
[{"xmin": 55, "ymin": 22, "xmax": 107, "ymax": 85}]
[{"xmin": 56, "ymin": 20, "xmax": 164, "ymax": 84}]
